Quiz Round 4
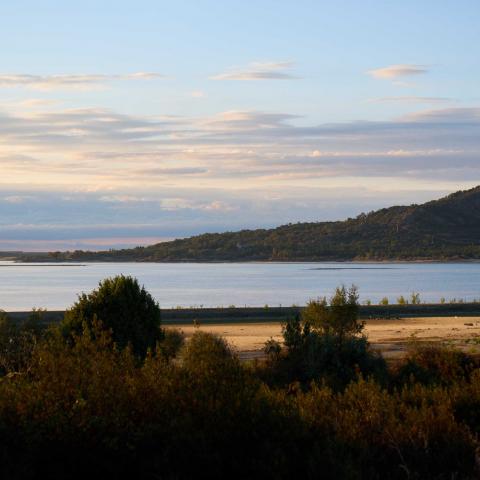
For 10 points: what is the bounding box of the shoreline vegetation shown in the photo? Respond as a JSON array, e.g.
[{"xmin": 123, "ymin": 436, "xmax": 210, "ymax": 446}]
[
  {"xmin": 10, "ymin": 186, "xmax": 480, "ymax": 263},
  {"xmin": 4, "ymin": 258, "xmax": 480, "ymax": 264},
  {"xmin": 4, "ymin": 302, "xmax": 480, "ymax": 324},
  {"xmin": 2, "ymin": 276, "xmax": 480, "ymax": 478}
]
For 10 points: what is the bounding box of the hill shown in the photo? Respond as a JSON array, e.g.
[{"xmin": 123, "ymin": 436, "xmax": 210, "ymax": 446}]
[{"xmin": 20, "ymin": 186, "xmax": 480, "ymax": 262}]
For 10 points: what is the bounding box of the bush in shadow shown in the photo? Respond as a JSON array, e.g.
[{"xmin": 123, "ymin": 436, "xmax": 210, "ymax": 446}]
[
  {"xmin": 0, "ymin": 320, "xmax": 477, "ymax": 479},
  {"xmin": 61, "ymin": 275, "xmax": 163, "ymax": 357},
  {"xmin": 263, "ymin": 286, "xmax": 386, "ymax": 389},
  {"xmin": 392, "ymin": 342, "xmax": 477, "ymax": 387},
  {"xmin": 157, "ymin": 327, "xmax": 185, "ymax": 360},
  {"xmin": 0, "ymin": 309, "xmax": 47, "ymax": 375}
]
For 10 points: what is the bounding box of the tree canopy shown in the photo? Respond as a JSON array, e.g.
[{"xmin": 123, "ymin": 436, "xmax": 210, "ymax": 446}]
[{"xmin": 62, "ymin": 275, "xmax": 163, "ymax": 356}]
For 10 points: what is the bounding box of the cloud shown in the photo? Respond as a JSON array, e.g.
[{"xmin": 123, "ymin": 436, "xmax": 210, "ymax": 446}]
[
  {"xmin": 400, "ymin": 107, "xmax": 480, "ymax": 124},
  {"xmin": 369, "ymin": 96, "xmax": 455, "ymax": 105},
  {"xmin": 136, "ymin": 167, "xmax": 207, "ymax": 176},
  {"xmin": 0, "ymin": 72, "xmax": 165, "ymax": 90},
  {"xmin": 368, "ymin": 64, "xmax": 428, "ymax": 79},
  {"xmin": 210, "ymin": 61, "xmax": 298, "ymax": 80},
  {"xmin": 190, "ymin": 90, "xmax": 206, "ymax": 98},
  {"xmin": 2, "ymin": 195, "xmax": 36, "ymax": 204},
  {"xmin": 0, "ymin": 105, "xmax": 479, "ymax": 249},
  {"xmin": 19, "ymin": 98, "xmax": 61, "ymax": 107}
]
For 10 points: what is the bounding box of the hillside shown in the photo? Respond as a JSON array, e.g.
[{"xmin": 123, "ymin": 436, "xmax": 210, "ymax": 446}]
[{"xmin": 21, "ymin": 186, "xmax": 480, "ymax": 262}]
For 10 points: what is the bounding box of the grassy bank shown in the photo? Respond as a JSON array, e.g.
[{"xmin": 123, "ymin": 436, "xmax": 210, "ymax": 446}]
[{"xmin": 5, "ymin": 302, "xmax": 480, "ymax": 326}]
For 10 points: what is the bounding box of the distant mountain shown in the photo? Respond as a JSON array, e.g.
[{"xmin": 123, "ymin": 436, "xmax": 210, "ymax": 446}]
[{"xmin": 21, "ymin": 186, "xmax": 480, "ymax": 262}]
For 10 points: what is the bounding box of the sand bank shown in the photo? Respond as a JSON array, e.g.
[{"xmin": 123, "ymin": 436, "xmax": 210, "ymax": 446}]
[{"xmin": 169, "ymin": 316, "xmax": 480, "ymax": 360}]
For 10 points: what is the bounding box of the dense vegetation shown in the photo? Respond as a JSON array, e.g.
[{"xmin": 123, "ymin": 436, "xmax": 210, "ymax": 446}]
[
  {"xmin": 62, "ymin": 275, "xmax": 163, "ymax": 357},
  {"xmin": 1, "ymin": 277, "xmax": 480, "ymax": 478},
  {"xmin": 20, "ymin": 186, "xmax": 480, "ymax": 262}
]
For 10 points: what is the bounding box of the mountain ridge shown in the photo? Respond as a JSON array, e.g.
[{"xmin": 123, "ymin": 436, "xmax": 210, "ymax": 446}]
[{"xmin": 20, "ymin": 186, "xmax": 480, "ymax": 262}]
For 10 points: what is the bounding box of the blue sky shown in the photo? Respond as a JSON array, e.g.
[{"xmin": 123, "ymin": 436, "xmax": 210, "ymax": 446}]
[{"xmin": 0, "ymin": 0, "xmax": 479, "ymax": 250}]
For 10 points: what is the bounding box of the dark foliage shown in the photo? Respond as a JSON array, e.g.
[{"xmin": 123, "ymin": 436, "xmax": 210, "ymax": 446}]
[
  {"xmin": 61, "ymin": 275, "xmax": 163, "ymax": 357},
  {"xmin": 0, "ymin": 324, "xmax": 477, "ymax": 479},
  {"xmin": 157, "ymin": 327, "xmax": 185, "ymax": 360},
  {"xmin": 0, "ymin": 280, "xmax": 479, "ymax": 478},
  {"xmin": 265, "ymin": 287, "xmax": 386, "ymax": 389},
  {"xmin": 0, "ymin": 309, "xmax": 47, "ymax": 375},
  {"xmin": 392, "ymin": 341, "xmax": 478, "ymax": 386}
]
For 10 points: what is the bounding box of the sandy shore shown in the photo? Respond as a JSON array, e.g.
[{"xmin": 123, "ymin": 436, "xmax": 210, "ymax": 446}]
[{"xmin": 169, "ymin": 316, "xmax": 480, "ymax": 360}]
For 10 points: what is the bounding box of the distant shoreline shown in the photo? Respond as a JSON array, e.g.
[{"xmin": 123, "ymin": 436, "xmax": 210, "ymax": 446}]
[
  {"xmin": 0, "ymin": 264, "xmax": 86, "ymax": 267},
  {"xmin": 3, "ymin": 258, "xmax": 480, "ymax": 265}
]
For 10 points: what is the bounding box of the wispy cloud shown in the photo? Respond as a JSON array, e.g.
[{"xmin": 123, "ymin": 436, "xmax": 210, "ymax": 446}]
[
  {"xmin": 0, "ymin": 105, "xmax": 478, "ymax": 247},
  {"xmin": 0, "ymin": 72, "xmax": 165, "ymax": 90},
  {"xmin": 18, "ymin": 98, "xmax": 61, "ymax": 107},
  {"xmin": 368, "ymin": 96, "xmax": 455, "ymax": 104},
  {"xmin": 210, "ymin": 61, "xmax": 298, "ymax": 80},
  {"xmin": 190, "ymin": 90, "xmax": 206, "ymax": 98},
  {"xmin": 136, "ymin": 167, "xmax": 207, "ymax": 176},
  {"xmin": 368, "ymin": 64, "xmax": 428, "ymax": 79}
]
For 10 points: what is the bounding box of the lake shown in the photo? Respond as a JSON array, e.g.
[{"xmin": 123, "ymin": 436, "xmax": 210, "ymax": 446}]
[{"xmin": 0, "ymin": 261, "xmax": 479, "ymax": 311}]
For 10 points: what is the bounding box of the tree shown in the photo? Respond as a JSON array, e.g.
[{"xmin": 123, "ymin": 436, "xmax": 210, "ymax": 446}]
[
  {"xmin": 302, "ymin": 285, "xmax": 363, "ymax": 340},
  {"xmin": 275, "ymin": 286, "xmax": 384, "ymax": 388},
  {"xmin": 410, "ymin": 291, "xmax": 421, "ymax": 305},
  {"xmin": 282, "ymin": 314, "xmax": 305, "ymax": 351},
  {"xmin": 62, "ymin": 275, "xmax": 163, "ymax": 357},
  {"xmin": 397, "ymin": 295, "xmax": 408, "ymax": 305}
]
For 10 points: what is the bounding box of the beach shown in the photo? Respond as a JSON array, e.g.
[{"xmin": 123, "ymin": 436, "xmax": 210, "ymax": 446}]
[{"xmin": 173, "ymin": 316, "xmax": 480, "ymax": 360}]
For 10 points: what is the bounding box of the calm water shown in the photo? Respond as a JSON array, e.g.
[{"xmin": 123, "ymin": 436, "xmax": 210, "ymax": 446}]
[{"xmin": 0, "ymin": 261, "xmax": 479, "ymax": 311}]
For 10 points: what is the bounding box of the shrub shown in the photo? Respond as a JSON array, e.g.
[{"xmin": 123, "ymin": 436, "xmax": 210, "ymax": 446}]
[
  {"xmin": 397, "ymin": 295, "xmax": 408, "ymax": 305},
  {"xmin": 297, "ymin": 379, "xmax": 477, "ymax": 479},
  {"xmin": 62, "ymin": 275, "xmax": 163, "ymax": 357},
  {"xmin": 0, "ymin": 318, "xmax": 477, "ymax": 479},
  {"xmin": 263, "ymin": 337, "xmax": 282, "ymax": 358},
  {"xmin": 282, "ymin": 314, "xmax": 305, "ymax": 351},
  {"xmin": 272, "ymin": 287, "xmax": 385, "ymax": 388},
  {"xmin": 302, "ymin": 333, "xmax": 386, "ymax": 389},
  {"xmin": 0, "ymin": 309, "xmax": 45, "ymax": 375},
  {"xmin": 158, "ymin": 328, "xmax": 185, "ymax": 360},
  {"xmin": 393, "ymin": 342, "xmax": 477, "ymax": 386},
  {"xmin": 303, "ymin": 285, "xmax": 363, "ymax": 339},
  {"xmin": 410, "ymin": 291, "xmax": 421, "ymax": 304},
  {"xmin": 181, "ymin": 331, "xmax": 238, "ymax": 376}
]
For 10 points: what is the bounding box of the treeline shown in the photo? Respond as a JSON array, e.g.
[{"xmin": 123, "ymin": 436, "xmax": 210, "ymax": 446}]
[
  {"xmin": 20, "ymin": 185, "xmax": 480, "ymax": 262},
  {"xmin": 1, "ymin": 277, "xmax": 480, "ymax": 478}
]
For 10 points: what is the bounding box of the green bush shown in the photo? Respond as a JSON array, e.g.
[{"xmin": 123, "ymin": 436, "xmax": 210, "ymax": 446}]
[
  {"xmin": 0, "ymin": 321, "xmax": 477, "ymax": 479},
  {"xmin": 61, "ymin": 275, "xmax": 163, "ymax": 357},
  {"xmin": 158, "ymin": 328, "xmax": 185, "ymax": 360},
  {"xmin": 302, "ymin": 285, "xmax": 363, "ymax": 338},
  {"xmin": 181, "ymin": 331, "xmax": 238, "ymax": 376},
  {"xmin": 270, "ymin": 286, "xmax": 385, "ymax": 388},
  {"xmin": 393, "ymin": 342, "xmax": 477, "ymax": 386},
  {"xmin": 0, "ymin": 309, "xmax": 46, "ymax": 375}
]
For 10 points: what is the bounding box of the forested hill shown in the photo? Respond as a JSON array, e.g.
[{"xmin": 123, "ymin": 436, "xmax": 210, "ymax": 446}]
[{"xmin": 23, "ymin": 186, "xmax": 480, "ymax": 262}]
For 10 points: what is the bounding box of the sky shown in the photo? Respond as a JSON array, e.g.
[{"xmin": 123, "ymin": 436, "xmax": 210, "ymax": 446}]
[{"xmin": 0, "ymin": 0, "xmax": 479, "ymax": 250}]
